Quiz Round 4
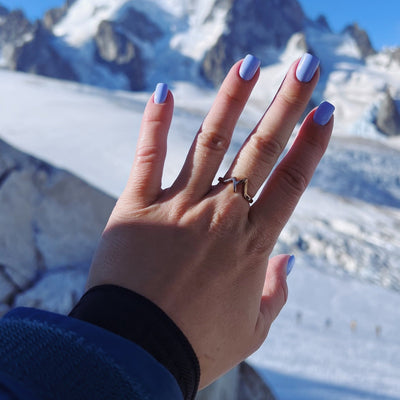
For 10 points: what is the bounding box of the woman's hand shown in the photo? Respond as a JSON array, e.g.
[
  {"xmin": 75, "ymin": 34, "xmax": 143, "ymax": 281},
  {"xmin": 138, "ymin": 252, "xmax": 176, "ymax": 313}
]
[{"xmin": 86, "ymin": 53, "xmax": 334, "ymax": 388}]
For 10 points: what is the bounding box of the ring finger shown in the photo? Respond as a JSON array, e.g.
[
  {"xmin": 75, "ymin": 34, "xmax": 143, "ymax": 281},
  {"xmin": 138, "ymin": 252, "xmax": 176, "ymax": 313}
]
[{"xmin": 224, "ymin": 53, "xmax": 320, "ymax": 201}]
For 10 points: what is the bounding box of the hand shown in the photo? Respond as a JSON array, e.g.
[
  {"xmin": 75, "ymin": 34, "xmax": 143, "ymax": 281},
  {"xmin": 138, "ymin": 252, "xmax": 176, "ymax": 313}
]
[{"xmin": 86, "ymin": 54, "xmax": 333, "ymax": 388}]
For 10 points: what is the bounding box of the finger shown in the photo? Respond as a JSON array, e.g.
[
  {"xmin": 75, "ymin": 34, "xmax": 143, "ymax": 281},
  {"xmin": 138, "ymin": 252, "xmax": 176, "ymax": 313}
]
[
  {"xmin": 172, "ymin": 55, "xmax": 260, "ymax": 201},
  {"xmin": 251, "ymin": 102, "xmax": 334, "ymax": 239},
  {"xmin": 125, "ymin": 83, "xmax": 173, "ymax": 206},
  {"xmin": 225, "ymin": 54, "xmax": 320, "ymax": 200},
  {"xmin": 257, "ymin": 254, "xmax": 290, "ymax": 336}
]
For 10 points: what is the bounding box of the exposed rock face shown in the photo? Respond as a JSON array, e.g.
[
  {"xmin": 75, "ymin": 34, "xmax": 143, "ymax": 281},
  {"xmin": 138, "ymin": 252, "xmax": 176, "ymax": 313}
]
[
  {"xmin": 0, "ymin": 9, "xmax": 33, "ymax": 47},
  {"xmin": 201, "ymin": 0, "xmax": 305, "ymax": 85},
  {"xmin": 343, "ymin": 23, "xmax": 376, "ymax": 59},
  {"xmin": 94, "ymin": 20, "xmax": 145, "ymax": 91},
  {"xmin": 196, "ymin": 362, "xmax": 276, "ymax": 399},
  {"xmin": 0, "ymin": 5, "xmax": 77, "ymax": 82},
  {"xmin": 0, "ymin": 138, "xmax": 115, "ymax": 309},
  {"xmin": 375, "ymin": 89, "xmax": 400, "ymax": 136},
  {"xmin": 43, "ymin": 0, "xmax": 77, "ymax": 30},
  {"xmin": 286, "ymin": 32, "xmax": 310, "ymax": 54},
  {"xmin": 201, "ymin": 34, "xmax": 234, "ymax": 87},
  {"xmin": 0, "ymin": 5, "xmax": 8, "ymax": 17},
  {"xmin": 385, "ymin": 47, "xmax": 400, "ymax": 66},
  {"xmin": 237, "ymin": 363, "xmax": 276, "ymax": 399},
  {"xmin": 117, "ymin": 7, "xmax": 163, "ymax": 43},
  {"xmin": 314, "ymin": 15, "xmax": 331, "ymax": 32},
  {"xmin": 11, "ymin": 22, "xmax": 78, "ymax": 81},
  {"xmin": 93, "ymin": 7, "xmax": 162, "ymax": 90}
]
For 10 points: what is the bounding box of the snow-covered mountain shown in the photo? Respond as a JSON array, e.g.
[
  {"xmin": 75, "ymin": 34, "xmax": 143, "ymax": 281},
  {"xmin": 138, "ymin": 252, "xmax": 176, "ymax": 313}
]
[
  {"xmin": 0, "ymin": 0, "xmax": 399, "ymax": 138},
  {"xmin": 0, "ymin": 0, "xmax": 306, "ymax": 89}
]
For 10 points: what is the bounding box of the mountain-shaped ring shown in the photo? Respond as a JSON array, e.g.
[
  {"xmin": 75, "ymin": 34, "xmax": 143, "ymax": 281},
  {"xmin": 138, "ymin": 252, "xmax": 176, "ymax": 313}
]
[{"xmin": 218, "ymin": 177, "xmax": 253, "ymax": 204}]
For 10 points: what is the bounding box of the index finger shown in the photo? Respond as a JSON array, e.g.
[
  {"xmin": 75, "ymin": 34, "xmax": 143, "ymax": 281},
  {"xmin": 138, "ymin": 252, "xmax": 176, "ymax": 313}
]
[{"xmin": 250, "ymin": 102, "xmax": 334, "ymax": 235}]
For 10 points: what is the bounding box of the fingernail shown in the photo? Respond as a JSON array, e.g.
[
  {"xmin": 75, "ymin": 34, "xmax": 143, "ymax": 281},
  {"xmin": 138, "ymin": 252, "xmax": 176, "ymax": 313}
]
[
  {"xmin": 313, "ymin": 101, "xmax": 335, "ymax": 126},
  {"xmin": 286, "ymin": 255, "xmax": 295, "ymax": 276},
  {"xmin": 239, "ymin": 54, "xmax": 261, "ymax": 81},
  {"xmin": 154, "ymin": 83, "xmax": 168, "ymax": 104},
  {"xmin": 296, "ymin": 53, "xmax": 320, "ymax": 83}
]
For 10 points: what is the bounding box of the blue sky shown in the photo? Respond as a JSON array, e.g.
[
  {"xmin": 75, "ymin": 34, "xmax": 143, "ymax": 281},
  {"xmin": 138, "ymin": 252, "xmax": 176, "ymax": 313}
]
[
  {"xmin": 1, "ymin": 0, "xmax": 399, "ymax": 50},
  {"xmin": 299, "ymin": 0, "xmax": 400, "ymax": 50}
]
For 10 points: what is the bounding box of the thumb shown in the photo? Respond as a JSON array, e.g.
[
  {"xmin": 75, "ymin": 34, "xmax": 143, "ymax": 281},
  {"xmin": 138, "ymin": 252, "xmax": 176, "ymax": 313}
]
[{"xmin": 260, "ymin": 254, "xmax": 294, "ymax": 323}]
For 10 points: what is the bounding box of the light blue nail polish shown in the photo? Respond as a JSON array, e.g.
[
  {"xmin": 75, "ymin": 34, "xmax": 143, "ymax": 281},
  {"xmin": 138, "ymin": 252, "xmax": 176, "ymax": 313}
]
[
  {"xmin": 286, "ymin": 255, "xmax": 295, "ymax": 276},
  {"xmin": 313, "ymin": 101, "xmax": 335, "ymax": 126},
  {"xmin": 296, "ymin": 53, "xmax": 320, "ymax": 83},
  {"xmin": 239, "ymin": 54, "xmax": 261, "ymax": 81},
  {"xmin": 154, "ymin": 82, "xmax": 168, "ymax": 104}
]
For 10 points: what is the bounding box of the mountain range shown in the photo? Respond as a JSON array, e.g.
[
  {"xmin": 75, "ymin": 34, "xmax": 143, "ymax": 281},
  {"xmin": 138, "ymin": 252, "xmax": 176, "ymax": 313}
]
[{"xmin": 0, "ymin": 0, "xmax": 399, "ymax": 138}]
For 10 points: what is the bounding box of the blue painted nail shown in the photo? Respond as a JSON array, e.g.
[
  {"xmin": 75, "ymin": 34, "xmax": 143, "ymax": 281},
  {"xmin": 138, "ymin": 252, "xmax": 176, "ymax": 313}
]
[
  {"xmin": 154, "ymin": 83, "xmax": 168, "ymax": 104},
  {"xmin": 239, "ymin": 54, "xmax": 261, "ymax": 81},
  {"xmin": 313, "ymin": 101, "xmax": 335, "ymax": 126},
  {"xmin": 296, "ymin": 53, "xmax": 320, "ymax": 83},
  {"xmin": 286, "ymin": 255, "xmax": 295, "ymax": 276}
]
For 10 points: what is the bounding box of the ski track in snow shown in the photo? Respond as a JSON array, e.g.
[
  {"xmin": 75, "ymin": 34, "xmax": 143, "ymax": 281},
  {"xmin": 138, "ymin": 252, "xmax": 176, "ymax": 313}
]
[{"xmin": 1, "ymin": 66, "xmax": 400, "ymax": 399}]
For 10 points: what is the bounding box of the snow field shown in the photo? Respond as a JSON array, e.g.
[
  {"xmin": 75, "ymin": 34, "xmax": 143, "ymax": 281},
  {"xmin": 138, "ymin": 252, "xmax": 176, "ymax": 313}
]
[{"xmin": 0, "ymin": 63, "xmax": 399, "ymax": 399}]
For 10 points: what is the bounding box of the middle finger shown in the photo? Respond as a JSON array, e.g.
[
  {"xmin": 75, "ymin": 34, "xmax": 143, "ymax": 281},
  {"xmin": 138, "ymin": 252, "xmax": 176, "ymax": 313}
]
[{"xmin": 171, "ymin": 55, "xmax": 260, "ymax": 200}]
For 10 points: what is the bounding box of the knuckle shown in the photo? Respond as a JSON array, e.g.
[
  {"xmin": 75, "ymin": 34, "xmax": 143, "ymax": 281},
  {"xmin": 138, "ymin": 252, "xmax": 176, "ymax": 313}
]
[
  {"xmin": 277, "ymin": 164, "xmax": 309, "ymax": 195},
  {"xmin": 303, "ymin": 134, "xmax": 326, "ymax": 156},
  {"xmin": 249, "ymin": 134, "xmax": 285, "ymax": 166},
  {"xmin": 208, "ymin": 201, "xmax": 244, "ymax": 237},
  {"xmin": 136, "ymin": 144, "xmax": 162, "ymax": 164},
  {"xmin": 167, "ymin": 197, "xmax": 190, "ymax": 222},
  {"xmin": 221, "ymin": 85, "xmax": 243, "ymax": 107},
  {"xmin": 279, "ymin": 88, "xmax": 306, "ymax": 112},
  {"xmin": 197, "ymin": 128, "xmax": 231, "ymax": 154}
]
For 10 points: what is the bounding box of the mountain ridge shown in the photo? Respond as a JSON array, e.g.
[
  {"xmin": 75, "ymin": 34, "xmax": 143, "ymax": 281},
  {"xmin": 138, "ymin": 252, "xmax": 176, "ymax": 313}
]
[{"xmin": 0, "ymin": 0, "xmax": 389, "ymax": 89}]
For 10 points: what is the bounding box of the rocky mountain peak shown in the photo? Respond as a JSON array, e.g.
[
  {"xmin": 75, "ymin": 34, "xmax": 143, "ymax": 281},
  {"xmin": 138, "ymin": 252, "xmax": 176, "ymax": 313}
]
[
  {"xmin": 201, "ymin": 0, "xmax": 305, "ymax": 85},
  {"xmin": 375, "ymin": 88, "xmax": 400, "ymax": 136},
  {"xmin": 0, "ymin": 7, "xmax": 33, "ymax": 47},
  {"xmin": 343, "ymin": 22, "xmax": 376, "ymax": 59},
  {"xmin": 384, "ymin": 47, "xmax": 400, "ymax": 67},
  {"xmin": 314, "ymin": 15, "xmax": 331, "ymax": 32},
  {"xmin": 43, "ymin": 0, "xmax": 77, "ymax": 30},
  {"xmin": 0, "ymin": 0, "xmax": 395, "ymax": 100},
  {"xmin": 10, "ymin": 21, "xmax": 78, "ymax": 82},
  {"xmin": 0, "ymin": 5, "xmax": 8, "ymax": 17}
]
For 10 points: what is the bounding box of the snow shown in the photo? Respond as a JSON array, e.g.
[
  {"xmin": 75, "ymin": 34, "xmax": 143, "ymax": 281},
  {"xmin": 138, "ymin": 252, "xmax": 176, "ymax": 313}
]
[
  {"xmin": 1, "ymin": 51, "xmax": 400, "ymax": 398},
  {"xmin": 53, "ymin": 0, "xmax": 129, "ymax": 46},
  {"xmin": 249, "ymin": 251, "xmax": 400, "ymax": 399}
]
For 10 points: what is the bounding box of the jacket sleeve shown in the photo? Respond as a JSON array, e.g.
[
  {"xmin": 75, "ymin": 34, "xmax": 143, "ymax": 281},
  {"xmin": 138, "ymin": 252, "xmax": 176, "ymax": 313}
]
[
  {"xmin": 0, "ymin": 306, "xmax": 185, "ymax": 400},
  {"xmin": 69, "ymin": 285, "xmax": 200, "ymax": 399}
]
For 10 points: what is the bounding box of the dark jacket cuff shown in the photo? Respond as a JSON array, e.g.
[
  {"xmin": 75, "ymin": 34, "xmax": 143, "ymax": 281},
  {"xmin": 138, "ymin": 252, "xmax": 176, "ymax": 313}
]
[{"xmin": 69, "ymin": 285, "xmax": 200, "ymax": 400}]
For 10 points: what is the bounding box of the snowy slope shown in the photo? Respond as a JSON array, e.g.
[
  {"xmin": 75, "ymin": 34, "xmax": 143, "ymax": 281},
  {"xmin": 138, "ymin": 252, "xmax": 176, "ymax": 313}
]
[
  {"xmin": 250, "ymin": 248, "xmax": 400, "ymax": 400},
  {"xmin": 1, "ymin": 66, "xmax": 400, "ymax": 399},
  {"xmin": 1, "ymin": 0, "xmax": 399, "ymax": 140},
  {"xmin": 305, "ymin": 25, "xmax": 400, "ymax": 139},
  {"xmin": 50, "ymin": 0, "xmax": 400, "ymax": 140},
  {"xmin": 54, "ymin": 0, "xmax": 129, "ymax": 46}
]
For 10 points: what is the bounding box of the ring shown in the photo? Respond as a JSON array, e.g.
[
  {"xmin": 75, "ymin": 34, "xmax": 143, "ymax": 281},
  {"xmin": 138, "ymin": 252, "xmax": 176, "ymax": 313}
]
[{"xmin": 218, "ymin": 177, "xmax": 253, "ymax": 203}]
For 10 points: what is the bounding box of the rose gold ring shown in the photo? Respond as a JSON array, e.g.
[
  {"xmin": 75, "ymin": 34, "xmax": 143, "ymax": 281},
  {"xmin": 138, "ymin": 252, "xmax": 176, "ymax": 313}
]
[{"xmin": 218, "ymin": 177, "xmax": 253, "ymax": 204}]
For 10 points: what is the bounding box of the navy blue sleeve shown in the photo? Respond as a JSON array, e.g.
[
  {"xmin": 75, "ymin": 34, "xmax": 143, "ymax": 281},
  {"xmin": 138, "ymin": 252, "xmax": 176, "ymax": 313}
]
[
  {"xmin": 69, "ymin": 285, "xmax": 200, "ymax": 400},
  {"xmin": 0, "ymin": 307, "xmax": 184, "ymax": 400}
]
